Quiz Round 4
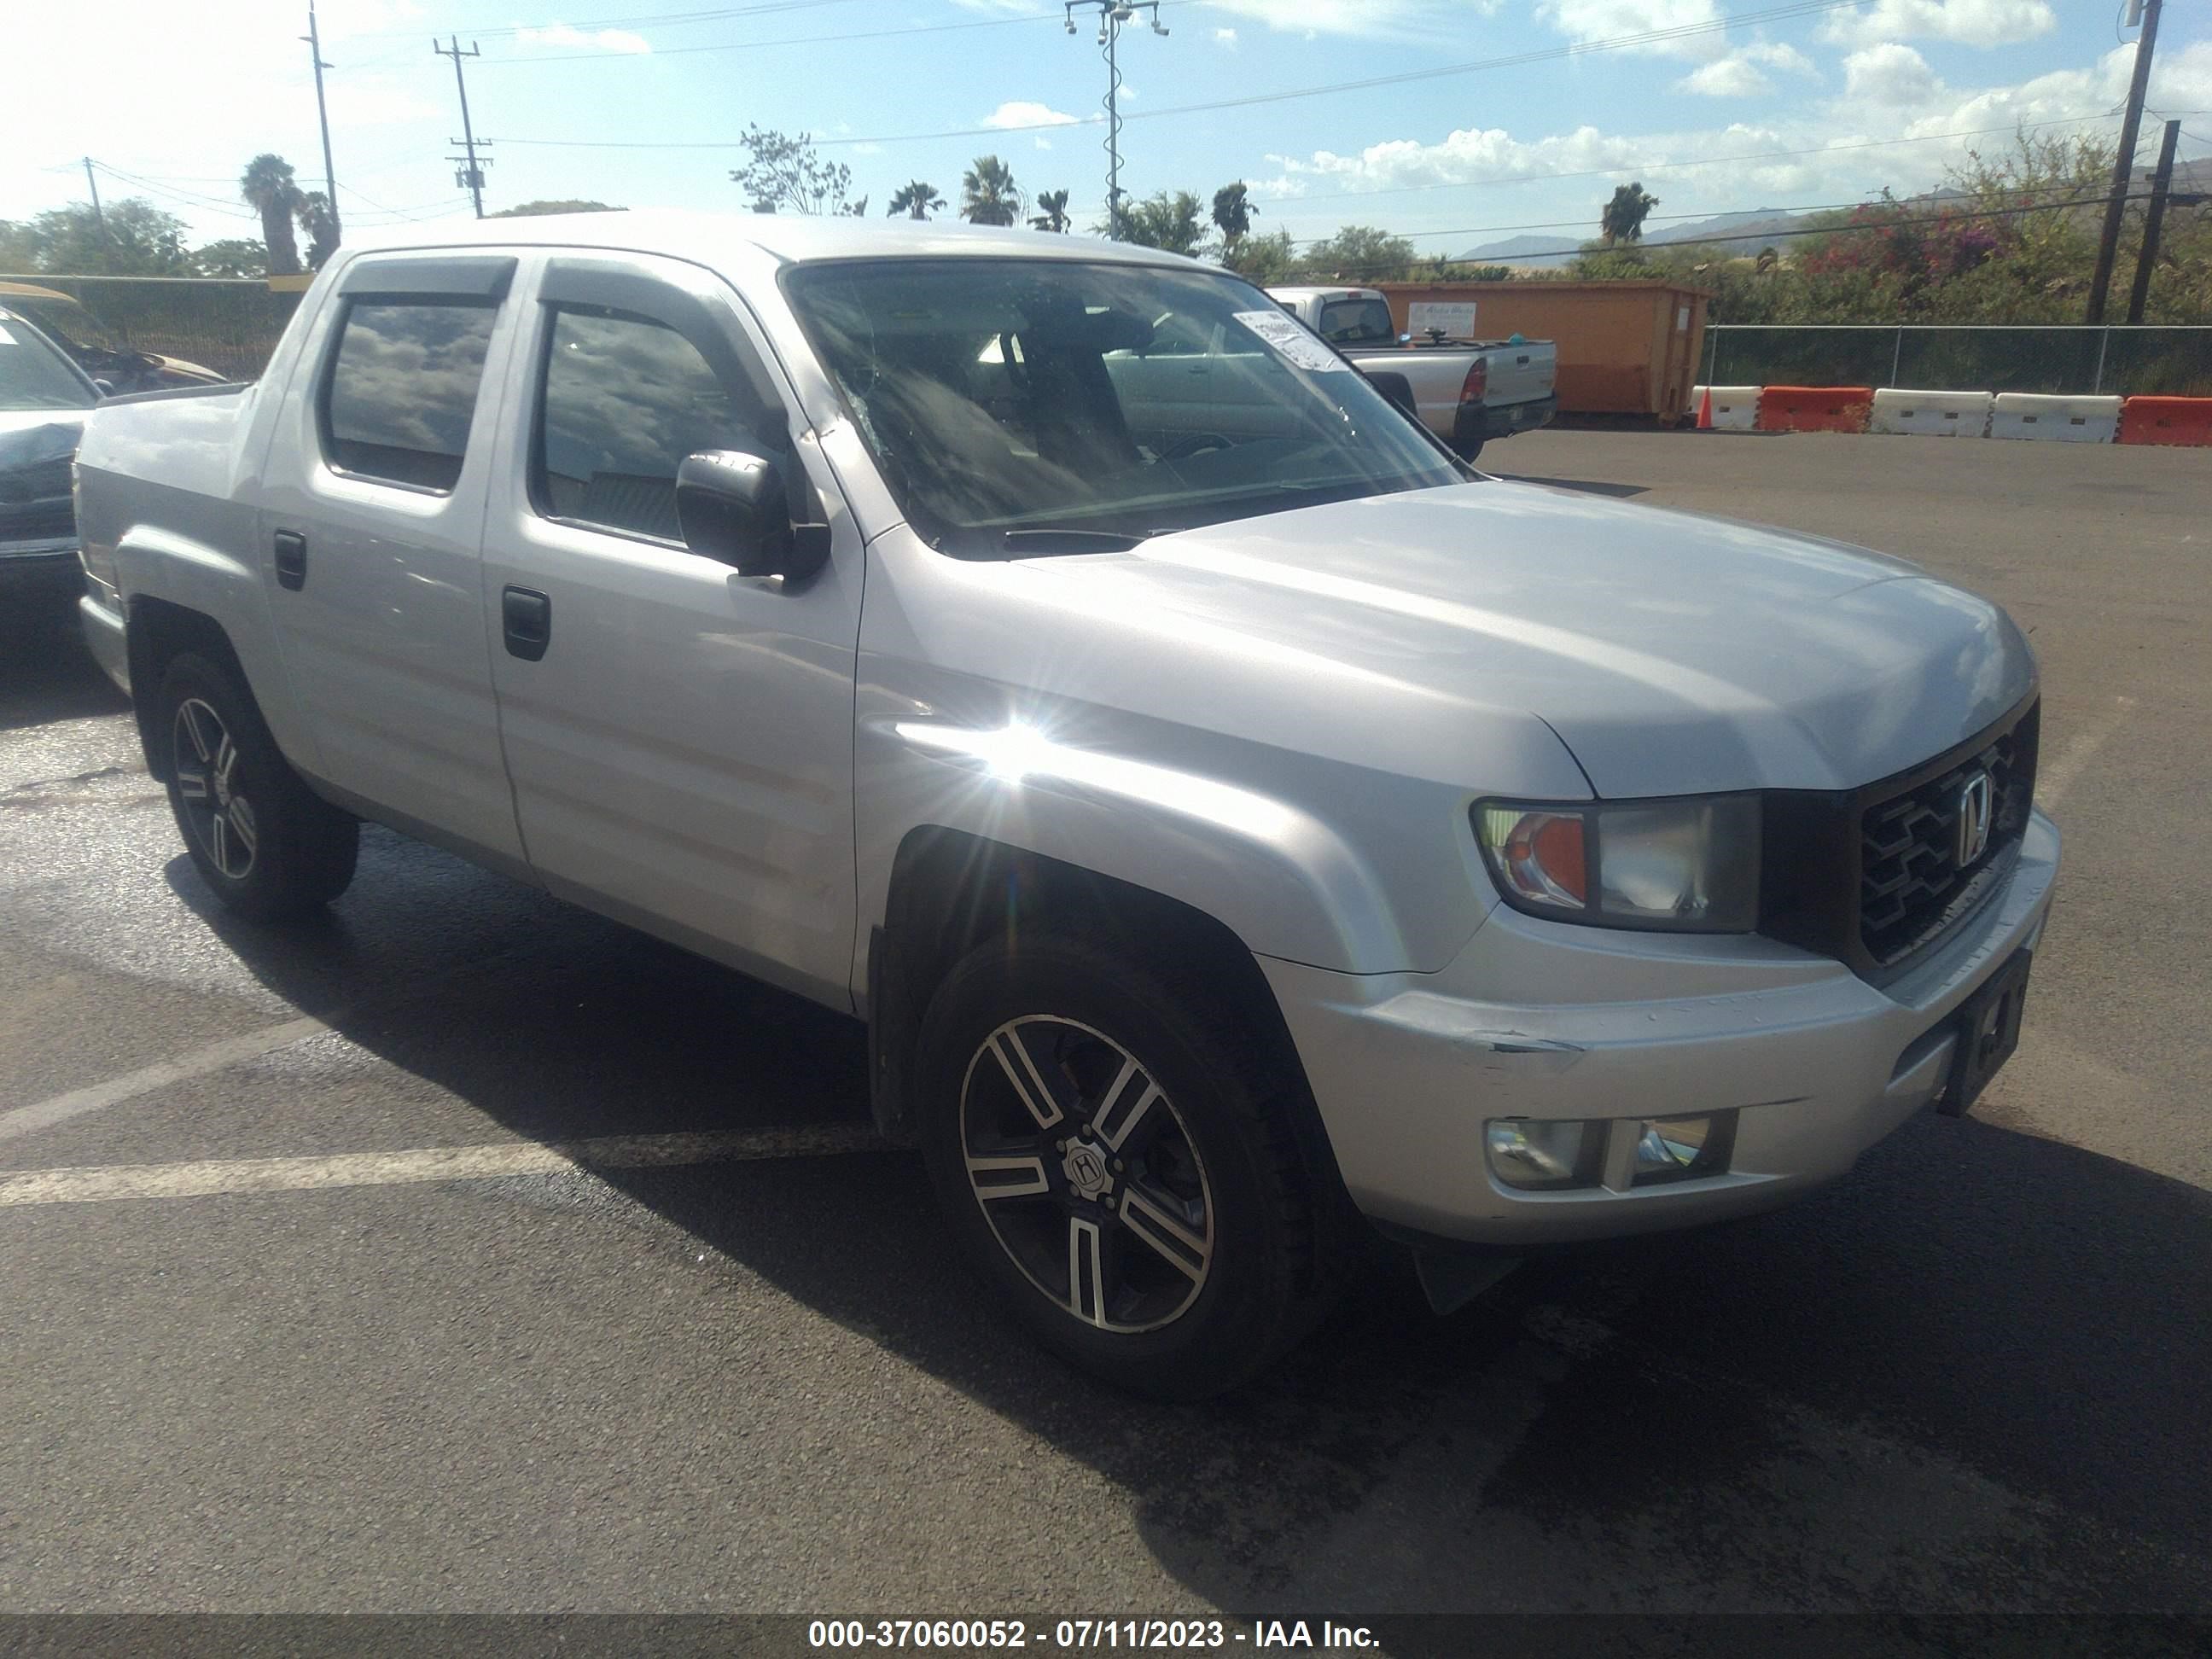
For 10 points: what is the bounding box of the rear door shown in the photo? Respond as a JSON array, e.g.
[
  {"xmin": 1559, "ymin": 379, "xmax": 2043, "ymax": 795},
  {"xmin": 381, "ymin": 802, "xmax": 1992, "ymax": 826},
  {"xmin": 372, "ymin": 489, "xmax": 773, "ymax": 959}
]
[
  {"xmin": 258, "ymin": 253, "xmax": 527, "ymax": 869},
  {"xmin": 479, "ymin": 253, "xmax": 864, "ymax": 1009}
]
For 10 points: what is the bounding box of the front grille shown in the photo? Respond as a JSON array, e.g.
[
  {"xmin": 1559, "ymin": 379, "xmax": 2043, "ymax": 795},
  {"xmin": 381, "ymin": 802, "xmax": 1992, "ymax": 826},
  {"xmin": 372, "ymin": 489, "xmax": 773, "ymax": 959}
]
[{"xmin": 1859, "ymin": 704, "xmax": 2038, "ymax": 969}]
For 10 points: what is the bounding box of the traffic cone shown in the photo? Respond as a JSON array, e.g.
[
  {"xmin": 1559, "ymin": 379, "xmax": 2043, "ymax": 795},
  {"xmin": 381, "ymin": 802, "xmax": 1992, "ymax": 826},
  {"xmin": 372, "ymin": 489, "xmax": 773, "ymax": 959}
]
[{"xmin": 1696, "ymin": 387, "xmax": 1714, "ymax": 431}]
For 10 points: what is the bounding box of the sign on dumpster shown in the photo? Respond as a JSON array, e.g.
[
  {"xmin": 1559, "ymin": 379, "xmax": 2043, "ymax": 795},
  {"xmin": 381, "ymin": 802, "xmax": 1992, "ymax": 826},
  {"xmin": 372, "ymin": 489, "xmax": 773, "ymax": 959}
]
[{"xmin": 1407, "ymin": 301, "xmax": 1477, "ymax": 340}]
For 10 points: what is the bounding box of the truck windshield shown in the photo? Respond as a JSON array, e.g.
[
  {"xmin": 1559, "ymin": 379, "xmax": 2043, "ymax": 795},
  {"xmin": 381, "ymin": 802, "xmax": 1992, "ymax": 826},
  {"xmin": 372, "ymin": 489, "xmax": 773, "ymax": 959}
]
[
  {"xmin": 0, "ymin": 314, "xmax": 97, "ymax": 411},
  {"xmin": 782, "ymin": 259, "xmax": 1464, "ymax": 556}
]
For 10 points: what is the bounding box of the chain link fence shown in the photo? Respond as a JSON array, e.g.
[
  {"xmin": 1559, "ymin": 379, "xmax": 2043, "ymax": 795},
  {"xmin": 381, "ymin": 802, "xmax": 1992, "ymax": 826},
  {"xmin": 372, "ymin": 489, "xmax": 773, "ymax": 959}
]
[
  {"xmin": 1, "ymin": 274, "xmax": 304, "ymax": 382},
  {"xmin": 1703, "ymin": 325, "xmax": 2212, "ymax": 399}
]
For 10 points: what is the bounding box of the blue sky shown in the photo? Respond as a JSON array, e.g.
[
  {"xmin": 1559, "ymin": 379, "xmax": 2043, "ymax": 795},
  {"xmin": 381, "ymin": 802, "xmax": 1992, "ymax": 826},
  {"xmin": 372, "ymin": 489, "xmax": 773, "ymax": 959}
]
[{"xmin": 6, "ymin": 1, "xmax": 2209, "ymax": 259}]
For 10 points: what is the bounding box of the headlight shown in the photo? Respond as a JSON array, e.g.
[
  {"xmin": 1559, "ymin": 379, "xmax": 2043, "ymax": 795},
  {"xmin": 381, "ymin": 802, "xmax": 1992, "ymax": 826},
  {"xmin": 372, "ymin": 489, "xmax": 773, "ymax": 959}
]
[{"xmin": 1474, "ymin": 795, "xmax": 1761, "ymax": 932}]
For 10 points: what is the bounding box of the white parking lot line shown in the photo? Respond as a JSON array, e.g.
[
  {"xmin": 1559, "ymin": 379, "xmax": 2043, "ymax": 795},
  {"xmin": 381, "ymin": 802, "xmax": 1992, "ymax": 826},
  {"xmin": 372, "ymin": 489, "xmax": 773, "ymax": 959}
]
[
  {"xmin": 0, "ymin": 1015, "xmax": 331, "ymax": 1144},
  {"xmin": 0, "ymin": 1125, "xmax": 886, "ymax": 1207}
]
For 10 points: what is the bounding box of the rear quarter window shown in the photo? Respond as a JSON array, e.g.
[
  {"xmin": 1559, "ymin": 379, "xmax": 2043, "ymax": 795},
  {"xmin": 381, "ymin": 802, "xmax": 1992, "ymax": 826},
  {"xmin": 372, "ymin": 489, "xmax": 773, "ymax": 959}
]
[{"xmin": 322, "ymin": 300, "xmax": 496, "ymax": 492}]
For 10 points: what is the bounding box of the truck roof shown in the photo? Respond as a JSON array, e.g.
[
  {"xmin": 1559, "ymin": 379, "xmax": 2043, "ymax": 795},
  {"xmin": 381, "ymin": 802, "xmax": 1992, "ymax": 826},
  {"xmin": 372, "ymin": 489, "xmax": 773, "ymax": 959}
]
[{"xmin": 340, "ymin": 209, "xmax": 1200, "ymax": 271}]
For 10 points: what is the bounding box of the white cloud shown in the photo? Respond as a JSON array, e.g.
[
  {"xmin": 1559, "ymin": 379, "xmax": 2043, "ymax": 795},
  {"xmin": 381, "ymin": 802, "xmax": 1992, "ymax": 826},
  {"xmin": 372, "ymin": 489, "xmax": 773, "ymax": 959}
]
[
  {"xmin": 513, "ymin": 22, "xmax": 651, "ymax": 55},
  {"xmin": 1819, "ymin": 1, "xmax": 2056, "ymax": 49},
  {"xmin": 1536, "ymin": 0, "xmax": 1728, "ymax": 60},
  {"xmin": 1213, "ymin": 27, "xmax": 1238, "ymax": 48},
  {"xmin": 981, "ymin": 101, "xmax": 1082, "ymax": 130},
  {"xmin": 1843, "ymin": 43, "xmax": 1941, "ymax": 108},
  {"xmin": 1676, "ymin": 41, "xmax": 1817, "ymax": 97}
]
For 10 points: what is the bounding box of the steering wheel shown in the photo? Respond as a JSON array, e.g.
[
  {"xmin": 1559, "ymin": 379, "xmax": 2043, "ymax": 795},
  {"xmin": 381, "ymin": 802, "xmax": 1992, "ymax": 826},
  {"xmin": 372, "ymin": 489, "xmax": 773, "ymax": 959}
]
[{"xmin": 1159, "ymin": 431, "xmax": 1233, "ymax": 463}]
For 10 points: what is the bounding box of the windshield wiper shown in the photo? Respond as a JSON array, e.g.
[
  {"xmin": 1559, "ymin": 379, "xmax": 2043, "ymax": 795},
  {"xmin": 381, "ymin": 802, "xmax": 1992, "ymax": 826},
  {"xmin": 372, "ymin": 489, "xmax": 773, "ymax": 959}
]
[{"xmin": 996, "ymin": 528, "xmax": 1148, "ymax": 556}]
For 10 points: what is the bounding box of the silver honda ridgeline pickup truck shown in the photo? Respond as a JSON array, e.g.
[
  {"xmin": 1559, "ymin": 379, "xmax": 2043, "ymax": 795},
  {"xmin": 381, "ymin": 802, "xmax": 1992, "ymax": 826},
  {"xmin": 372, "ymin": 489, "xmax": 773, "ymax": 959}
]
[{"xmin": 74, "ymin": 216, "xmax": 2058, "ymax": 1397}]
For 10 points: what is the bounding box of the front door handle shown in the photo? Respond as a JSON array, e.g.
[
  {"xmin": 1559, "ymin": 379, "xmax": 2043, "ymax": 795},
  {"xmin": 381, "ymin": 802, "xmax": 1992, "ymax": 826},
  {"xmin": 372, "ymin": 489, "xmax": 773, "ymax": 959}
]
[
  {"xmin": 501, "ymin": 585, "xmax": 551, "ymax": 661},
  {"xmin": 273, "ymin": 530, "xmax": 307, "ymax": 591}
]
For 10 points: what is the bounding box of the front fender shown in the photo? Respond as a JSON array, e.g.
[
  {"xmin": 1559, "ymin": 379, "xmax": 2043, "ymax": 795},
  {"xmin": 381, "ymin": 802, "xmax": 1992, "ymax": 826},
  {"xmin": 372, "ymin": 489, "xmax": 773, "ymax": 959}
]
[{"xmin": 852, "ymin": 685, "xmax": 1511, "ymax": 992}]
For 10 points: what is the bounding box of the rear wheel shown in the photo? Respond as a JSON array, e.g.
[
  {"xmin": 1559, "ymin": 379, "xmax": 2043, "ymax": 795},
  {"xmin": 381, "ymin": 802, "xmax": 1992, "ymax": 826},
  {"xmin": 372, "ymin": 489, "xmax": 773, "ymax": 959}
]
[
  {"xmin": 916, "ymin": 934, "xmax": 1324, "ymax": 1399},
  {"xmin": 155, "ymin": 652, "xmax": 358, "ymax": 921}
]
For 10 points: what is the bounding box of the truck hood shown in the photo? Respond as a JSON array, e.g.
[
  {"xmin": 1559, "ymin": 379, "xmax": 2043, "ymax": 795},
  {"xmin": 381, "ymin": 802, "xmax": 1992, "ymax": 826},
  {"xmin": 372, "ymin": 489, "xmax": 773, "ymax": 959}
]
[{"xmin": 1021, "ymin": 480, "xmax": 2034, "ymax": 796}]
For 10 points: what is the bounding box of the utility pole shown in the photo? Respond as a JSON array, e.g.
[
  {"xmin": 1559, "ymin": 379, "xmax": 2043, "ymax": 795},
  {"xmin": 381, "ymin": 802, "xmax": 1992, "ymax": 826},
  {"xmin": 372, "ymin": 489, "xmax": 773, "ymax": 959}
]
[
  {"xmin": 2086, "ymin": 0, "xmax": 2162, "ymax": 324},
  {"xmin": 434, "ymin": 35, "xmax": 488, "ymax": 218},
  {"xmin": 83, "ymin": 158, "xmax": 107, "ymax": 238},
  {"xmin": 2125, "ymin": 121, "xmax": 2197, "ymax": 326},
  {"xmin": 304, "ymin": 0, "xmax": 342, "ymax": 244},
  {"xmin": 1063, "ymin": 2, "xmax": 1168, "ymax": 237}
]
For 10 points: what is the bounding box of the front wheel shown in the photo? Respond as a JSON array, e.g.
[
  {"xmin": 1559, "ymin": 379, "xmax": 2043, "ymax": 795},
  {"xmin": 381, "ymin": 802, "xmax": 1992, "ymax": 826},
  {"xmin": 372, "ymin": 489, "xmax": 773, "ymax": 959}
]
[
  {"xmin": 155, "ymin": 651, "xmax": 358, "ymax": 922},
  {"xmin": 915, "ymin": 934, "xmax": 1327, "ymax": 1399}
]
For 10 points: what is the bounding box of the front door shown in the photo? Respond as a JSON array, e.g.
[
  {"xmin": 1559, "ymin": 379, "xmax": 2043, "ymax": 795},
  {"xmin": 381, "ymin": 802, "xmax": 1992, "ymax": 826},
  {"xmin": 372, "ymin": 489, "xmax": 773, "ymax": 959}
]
[{"xmin": 479, "ymin": 253, "xmax": 863, "ymax": 1008}]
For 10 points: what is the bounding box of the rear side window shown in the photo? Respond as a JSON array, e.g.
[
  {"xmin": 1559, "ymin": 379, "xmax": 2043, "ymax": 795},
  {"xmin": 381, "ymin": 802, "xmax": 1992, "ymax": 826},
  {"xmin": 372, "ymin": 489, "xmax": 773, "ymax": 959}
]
[
  {"xmin": 323, "ymin": 301, "xmax": 496, "ymax": 491},
  {"xmin": 533, "ymin": 307, "xmax": 765, "ymax": 542}
]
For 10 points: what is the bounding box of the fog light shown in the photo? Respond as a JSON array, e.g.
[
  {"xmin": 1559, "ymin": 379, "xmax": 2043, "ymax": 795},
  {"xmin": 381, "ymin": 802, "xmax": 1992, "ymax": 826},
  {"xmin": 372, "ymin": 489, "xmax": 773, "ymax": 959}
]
[
  {"xmin": 1486, "ymin": 1119, "xmax": 1597, "ymax": 1190},
  {"xmin": 1631, "ymin": 1111, "xmax": 1734, "ymax": 1185}
]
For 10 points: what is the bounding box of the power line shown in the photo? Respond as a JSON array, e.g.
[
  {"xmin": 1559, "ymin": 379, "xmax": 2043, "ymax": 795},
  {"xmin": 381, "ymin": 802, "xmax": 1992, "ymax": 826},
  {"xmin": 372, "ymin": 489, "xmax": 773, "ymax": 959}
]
[
  {"xmin": 470, "ymin": 7, "xmax": 1063, "ymax": 67},
  {"xmin": 352, "ymin": 0, "xmax": 876, "ymax": 43},
  {"xmin": 484, "ymin": 0, "xmax": 1871, "ymax": 150}
]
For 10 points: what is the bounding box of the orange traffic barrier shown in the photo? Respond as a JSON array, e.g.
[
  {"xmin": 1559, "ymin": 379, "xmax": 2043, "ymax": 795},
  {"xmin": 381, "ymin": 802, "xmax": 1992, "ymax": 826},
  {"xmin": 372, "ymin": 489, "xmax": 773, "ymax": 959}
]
[
  {"xmin": 2118, "ymin": 396, "xmax": 2212, "ymax": 446},
  {"xmin": 1755, "ymin": 385, "xmax": 1875, "ymax": 434}
]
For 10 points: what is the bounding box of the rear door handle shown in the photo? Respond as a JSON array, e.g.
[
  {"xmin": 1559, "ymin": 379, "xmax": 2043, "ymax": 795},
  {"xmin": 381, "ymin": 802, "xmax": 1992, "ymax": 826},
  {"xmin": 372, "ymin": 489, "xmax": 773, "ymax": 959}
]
[
  {"xmin": 273, "ymin": 530, "xmax": 307, "ymax": 591},
  {"xmin": 501, "ymin": 585, "xmax": 551, "ymax": 661}
]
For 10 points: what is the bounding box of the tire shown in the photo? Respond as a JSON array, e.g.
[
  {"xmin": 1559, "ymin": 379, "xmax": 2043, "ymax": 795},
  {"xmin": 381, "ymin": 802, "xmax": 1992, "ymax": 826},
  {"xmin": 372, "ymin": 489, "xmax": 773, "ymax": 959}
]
[
  {"xmin": 154, "ymin": 650, "xmax": 358, "ymax": 921},
  {"xmin": 1455, "ymin": 432, "xmax": 1486, "ymax": 464},
  {"xmin": 914, "ymin": 933, "xmax": 1326, "ymax": 1400}
]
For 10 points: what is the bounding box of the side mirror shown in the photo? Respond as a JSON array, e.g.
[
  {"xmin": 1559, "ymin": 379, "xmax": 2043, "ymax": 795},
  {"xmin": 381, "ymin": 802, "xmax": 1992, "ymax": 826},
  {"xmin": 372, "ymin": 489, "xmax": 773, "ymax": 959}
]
[{"xmin": 674, "ymin": 449, "xmax": 826, "ymax": 580}]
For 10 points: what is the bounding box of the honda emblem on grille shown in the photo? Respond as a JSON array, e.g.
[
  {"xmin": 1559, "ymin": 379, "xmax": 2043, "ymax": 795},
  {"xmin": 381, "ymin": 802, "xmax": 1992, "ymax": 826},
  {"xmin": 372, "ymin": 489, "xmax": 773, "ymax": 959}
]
[{"xmin": 1956, "ymin": 771, "xmax": 1994, "ymax": 866}]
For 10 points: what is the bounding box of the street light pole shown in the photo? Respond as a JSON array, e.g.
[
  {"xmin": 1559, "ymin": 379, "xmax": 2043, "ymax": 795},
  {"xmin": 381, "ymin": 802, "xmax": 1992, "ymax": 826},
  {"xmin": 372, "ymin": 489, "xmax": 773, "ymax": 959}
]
[{"xmin": 1063, "ymin": 3, "xmax": 1168, "ymax": 237}]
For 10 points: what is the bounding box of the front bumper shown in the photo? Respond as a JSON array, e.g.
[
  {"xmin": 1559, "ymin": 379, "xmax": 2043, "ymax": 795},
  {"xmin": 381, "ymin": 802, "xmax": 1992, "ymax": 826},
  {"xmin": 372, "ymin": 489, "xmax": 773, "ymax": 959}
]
[{"xmin": 1263, "ymin": 808, "xmax": 2059, "ymax": 1244}]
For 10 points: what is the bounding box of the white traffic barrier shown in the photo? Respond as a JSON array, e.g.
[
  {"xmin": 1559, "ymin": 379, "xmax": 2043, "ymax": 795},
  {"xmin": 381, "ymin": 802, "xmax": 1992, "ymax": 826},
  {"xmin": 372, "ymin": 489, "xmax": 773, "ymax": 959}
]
[
  {"xmin": 1870, "ymin": 387, "xmax": 1993, "ymax": 437},
  {"xmin": 1692, "ymin": 386, "xmax": 1761, "ymax": 431},
  {"xmin": 1989, "ymin": 393, "xmax": 2122, "ymax": 444}
]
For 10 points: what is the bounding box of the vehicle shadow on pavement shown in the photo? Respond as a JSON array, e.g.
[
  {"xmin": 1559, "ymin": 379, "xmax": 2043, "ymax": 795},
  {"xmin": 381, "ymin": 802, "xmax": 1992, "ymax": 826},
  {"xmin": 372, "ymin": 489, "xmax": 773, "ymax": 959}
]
[
  {"xmin": 0, "ymin": 607, "xmax": 129, "ymax": 732},
  {"xmin": 169, "ymin": 834, "xmax": 2212, "ymax": 1616}
]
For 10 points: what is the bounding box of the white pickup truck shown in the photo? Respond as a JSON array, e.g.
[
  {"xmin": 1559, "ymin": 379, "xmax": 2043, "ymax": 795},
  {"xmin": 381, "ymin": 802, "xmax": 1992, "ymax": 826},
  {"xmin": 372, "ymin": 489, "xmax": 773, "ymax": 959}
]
[
  {"xmin": 74, "ymin": 215, "xmax": 2057, "ymax": 1398},
  {"xmin": 1268, "ymin": 285, "xmax": 1557, "ymax": 460}
]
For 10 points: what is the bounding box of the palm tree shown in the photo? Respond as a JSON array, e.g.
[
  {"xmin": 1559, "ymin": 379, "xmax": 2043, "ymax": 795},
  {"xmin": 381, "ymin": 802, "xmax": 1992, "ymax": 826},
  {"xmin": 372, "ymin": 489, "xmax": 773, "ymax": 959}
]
[
  {"xmin": 1211, "ymin": 182, "xmax": 1254, "ymax": 248},
  {"xmin": 887, "ymin": 180, "xmax": 946, "ymax": 221},
  {"xmin": 1600, "ymin": 182, "xmax": 1660, "ymax": 246},
  {"xmin": 240, "ymin": 153, "xmax": 305, "ymax": 276},
  {"xmin": 960, "ymin": 155, "xmax": 1022, "ymax": 228},
  {"xmin": 296, "ymin": 190, "xmax": 341, "ymax": 270},
  {"xmin": 1028, "ymin": 189, "xmax": 1071, "ymax": 234}
]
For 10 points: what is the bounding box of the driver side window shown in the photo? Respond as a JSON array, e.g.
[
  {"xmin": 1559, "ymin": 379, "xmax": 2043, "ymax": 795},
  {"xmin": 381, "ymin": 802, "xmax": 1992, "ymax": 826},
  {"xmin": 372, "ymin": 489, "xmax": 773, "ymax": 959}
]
[{"xmin": 532, "ymin": 306, "xmax": 766, "ymax": 543}]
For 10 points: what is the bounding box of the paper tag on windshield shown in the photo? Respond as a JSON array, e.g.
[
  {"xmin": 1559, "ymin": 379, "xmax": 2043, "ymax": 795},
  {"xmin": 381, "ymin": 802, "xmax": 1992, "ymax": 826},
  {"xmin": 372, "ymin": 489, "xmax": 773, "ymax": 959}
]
[
  {"xmin": 1233, "ymin": 310, "xmax": 1349, "ymax": 373},
  {"xmin": 0, "ymin": 323, "xmax": 17, "ymax": 346}
]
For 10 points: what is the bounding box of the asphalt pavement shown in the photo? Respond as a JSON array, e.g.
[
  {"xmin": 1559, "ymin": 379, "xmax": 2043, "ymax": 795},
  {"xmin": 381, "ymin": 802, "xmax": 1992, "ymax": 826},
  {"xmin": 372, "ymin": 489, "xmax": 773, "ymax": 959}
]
[{"xmin": 1, "ymin": 430, "xmax": 2207, "ymax": 1625}]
